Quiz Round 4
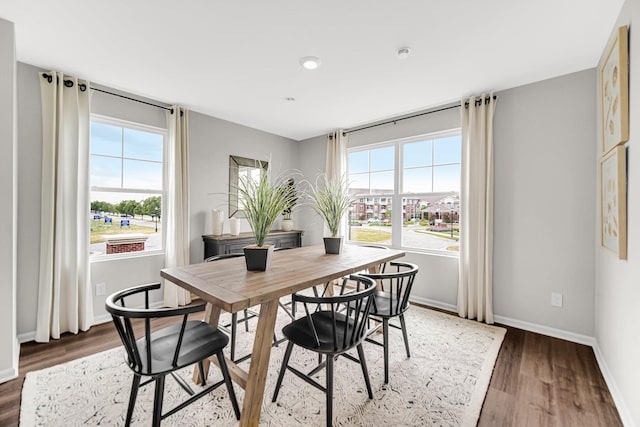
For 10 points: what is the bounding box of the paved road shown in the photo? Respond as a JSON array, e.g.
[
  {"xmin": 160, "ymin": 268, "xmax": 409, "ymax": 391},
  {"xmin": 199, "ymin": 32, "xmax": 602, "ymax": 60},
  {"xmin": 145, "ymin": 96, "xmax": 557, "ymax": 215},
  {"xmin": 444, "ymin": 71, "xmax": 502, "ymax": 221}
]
[{"xmin": 350, "ymin": 224, "xmax": 459, "ymax": 252}]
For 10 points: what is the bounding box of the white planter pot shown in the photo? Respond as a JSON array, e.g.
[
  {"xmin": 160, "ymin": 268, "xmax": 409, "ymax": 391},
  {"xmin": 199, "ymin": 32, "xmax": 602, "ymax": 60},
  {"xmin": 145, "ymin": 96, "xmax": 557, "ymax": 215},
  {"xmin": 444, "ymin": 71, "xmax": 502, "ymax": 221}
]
[{"xmin": 281, "ymin": 218, "xmax": 294, "ymax": 231}]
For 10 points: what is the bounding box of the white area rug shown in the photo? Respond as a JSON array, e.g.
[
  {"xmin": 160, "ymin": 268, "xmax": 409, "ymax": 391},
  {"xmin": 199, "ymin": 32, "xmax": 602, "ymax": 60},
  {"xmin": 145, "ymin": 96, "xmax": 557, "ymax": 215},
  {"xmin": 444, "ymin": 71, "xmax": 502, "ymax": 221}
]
[{"xmin": 21, "ymin": 306, "xmax": 505, "ymax": 426}]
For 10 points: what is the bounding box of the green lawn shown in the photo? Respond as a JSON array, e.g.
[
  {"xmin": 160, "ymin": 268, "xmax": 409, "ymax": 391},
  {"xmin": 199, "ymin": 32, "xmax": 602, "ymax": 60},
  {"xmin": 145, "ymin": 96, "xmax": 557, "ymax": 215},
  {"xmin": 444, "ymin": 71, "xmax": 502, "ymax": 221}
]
[
  {"xmin": 349, "ymin": 228, "xmax": 391, "ymax": 243},
  {"xmin": 90, "ymin": 220, "xmax": 157, "ymax": 244}
]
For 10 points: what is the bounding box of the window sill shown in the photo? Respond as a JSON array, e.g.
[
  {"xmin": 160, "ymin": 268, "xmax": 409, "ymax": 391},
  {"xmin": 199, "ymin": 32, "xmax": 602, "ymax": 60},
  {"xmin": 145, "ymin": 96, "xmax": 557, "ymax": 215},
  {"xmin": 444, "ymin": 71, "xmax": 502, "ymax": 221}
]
[{"xmin": 90, "ymin": 250, "xmax": 165, "ymax": 263}]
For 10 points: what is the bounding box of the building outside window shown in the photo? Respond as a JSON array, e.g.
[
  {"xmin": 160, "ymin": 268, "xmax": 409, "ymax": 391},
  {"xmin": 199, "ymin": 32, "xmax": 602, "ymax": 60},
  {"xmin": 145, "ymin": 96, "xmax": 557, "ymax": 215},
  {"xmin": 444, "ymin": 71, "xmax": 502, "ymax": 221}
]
[
  {"xmin": 347, "ymin": 130, "xmax": 461, "ymax": 254},
  {"xmin": 89, "ymin": 115, "xmax": 166, "ymax": 256}
]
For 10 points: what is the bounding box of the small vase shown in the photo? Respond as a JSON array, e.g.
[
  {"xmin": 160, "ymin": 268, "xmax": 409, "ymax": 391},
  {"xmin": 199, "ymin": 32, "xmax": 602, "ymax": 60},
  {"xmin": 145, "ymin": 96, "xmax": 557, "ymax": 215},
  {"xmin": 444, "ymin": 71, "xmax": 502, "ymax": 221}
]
[
  {"xmin": 243, "ymin": 244, "xmax": 274, "ymax": 271},
  {"xmin": 229, "ymin": 217, "xmax": 240, "ymax": 236},
  {"xmin": 323, "ymin": 237, "xmax": 343, "ymax": 254},
  {"xmin": 211, "ymin": 209, "xmax": 224, "ymax": 236},
  {"xmin": 281, "ymin": 218, "xmax": 294, "ymax": 231}
]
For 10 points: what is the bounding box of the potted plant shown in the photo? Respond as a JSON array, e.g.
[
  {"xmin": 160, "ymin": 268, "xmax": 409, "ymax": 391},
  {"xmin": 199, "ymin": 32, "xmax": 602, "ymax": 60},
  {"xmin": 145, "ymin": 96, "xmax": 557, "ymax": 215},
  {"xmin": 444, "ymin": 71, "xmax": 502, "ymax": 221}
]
[
  {"xmin": 308, "ymin": 174, "xmax": 353, "ymax": 254},
  {"xmin": 280, "ymin": 178, "xmax": 297, "ymax": 231},
  {"xmin": 236, "ymin": 165, "xmax": 297, "ymax": 270}
]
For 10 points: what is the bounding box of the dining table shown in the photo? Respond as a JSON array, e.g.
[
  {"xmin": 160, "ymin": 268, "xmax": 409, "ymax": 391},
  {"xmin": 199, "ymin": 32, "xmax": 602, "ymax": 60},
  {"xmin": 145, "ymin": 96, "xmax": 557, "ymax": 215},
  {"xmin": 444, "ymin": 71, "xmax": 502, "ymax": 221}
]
[{"xmin": 160, "ymin": 243, "xmax": 405, "ymax": 427}]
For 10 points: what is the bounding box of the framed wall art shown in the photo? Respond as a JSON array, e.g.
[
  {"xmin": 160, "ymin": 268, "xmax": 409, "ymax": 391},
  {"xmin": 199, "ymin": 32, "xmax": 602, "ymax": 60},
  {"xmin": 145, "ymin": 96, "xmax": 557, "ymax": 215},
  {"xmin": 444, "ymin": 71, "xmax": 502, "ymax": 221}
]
[
  {"xmin": 599, "ymin": 25, "xmax": 629, "ymax": 155},
  {"xmin": 600, "ymin": 145, "xmax": 627, "ymax": 259}
]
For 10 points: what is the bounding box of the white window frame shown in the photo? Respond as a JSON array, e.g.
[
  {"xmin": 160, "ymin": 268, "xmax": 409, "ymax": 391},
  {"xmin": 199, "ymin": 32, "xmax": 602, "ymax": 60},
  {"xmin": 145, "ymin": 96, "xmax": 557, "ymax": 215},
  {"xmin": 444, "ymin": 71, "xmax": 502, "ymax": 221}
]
[
  {"xmin": 347, "ymin": 128, "xmax": 461, "ymax": 257},
  {"xmin": 89, "ymin": 114, "xmax": 167, "ymax": 260}
]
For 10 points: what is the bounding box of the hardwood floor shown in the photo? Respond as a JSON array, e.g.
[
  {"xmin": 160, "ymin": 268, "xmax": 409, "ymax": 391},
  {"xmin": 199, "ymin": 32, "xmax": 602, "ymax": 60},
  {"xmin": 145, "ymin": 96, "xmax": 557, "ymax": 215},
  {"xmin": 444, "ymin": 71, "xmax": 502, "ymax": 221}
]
[{"xmin": 0, "ymin": 314, "xmax": 622, "ymax": 426}]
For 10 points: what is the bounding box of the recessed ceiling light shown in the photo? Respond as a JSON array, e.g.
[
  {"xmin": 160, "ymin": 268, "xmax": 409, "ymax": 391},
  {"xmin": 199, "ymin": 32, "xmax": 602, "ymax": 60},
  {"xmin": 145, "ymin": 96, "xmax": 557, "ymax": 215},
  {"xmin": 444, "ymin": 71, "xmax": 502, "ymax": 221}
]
[
  {"xmin": 300, "ymin": 56, "xmax": 321, "ymax": 70},
  {"xmin": 397, "ymin": 47, "xmax": 411, "ymax": 59}
]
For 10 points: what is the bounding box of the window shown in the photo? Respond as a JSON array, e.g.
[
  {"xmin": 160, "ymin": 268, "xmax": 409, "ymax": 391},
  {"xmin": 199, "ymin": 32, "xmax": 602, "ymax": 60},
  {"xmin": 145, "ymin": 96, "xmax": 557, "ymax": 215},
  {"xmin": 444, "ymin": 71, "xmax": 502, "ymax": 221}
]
[
  {"xmin": 89, "ymin": 116, "xmax": 166, "ymax": 256},
  {"xmin": 347, "ymin": 130, "xmax": 461, "ymax": 254}
]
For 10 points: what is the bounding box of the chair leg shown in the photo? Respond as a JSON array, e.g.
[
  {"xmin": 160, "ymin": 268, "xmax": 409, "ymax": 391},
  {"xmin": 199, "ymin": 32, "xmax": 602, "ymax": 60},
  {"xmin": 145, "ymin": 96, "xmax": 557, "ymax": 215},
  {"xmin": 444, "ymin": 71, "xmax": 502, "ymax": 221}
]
[
  {"xmin": 198, "ymin": 360, "xmax": 207, "ymax": 386},
  {"xmin": 272, "ymin": 341, "xmax": 294, "ymax": 402},
  {"xmin": 152, "ymin": 375, "xmax": 166, "ymax": 427},
  {"xmin": 230, "ymin": 312, "xmax": 238, "ymax": 361},
  {"xmin": 356, "ymin": 344, "xmax": 373, "ymax": 399},
  {"xmin": 125, "ymin": 374, "xmax": 141, "ymax": 426},
  {"xmin": 243, "ymin": 309, "xmax": 250, "ymax": 332},
  {"xmin": 399, "ymin": 313, "xmax": 411, "ymax": 358},
  {"xmin": 326, "ymin": 355, "xmax": 334, "ymax": 427},
  {"xmin": 291, "ymin": 294, "xmax": 296, "ymax": 317},
  {"xmin": 383, "ymin": 318, "xmax": 390, "ymax": 384},
  {"xmin": 217, "ymin": 351, "xmax": 241, "ymax": 420}
]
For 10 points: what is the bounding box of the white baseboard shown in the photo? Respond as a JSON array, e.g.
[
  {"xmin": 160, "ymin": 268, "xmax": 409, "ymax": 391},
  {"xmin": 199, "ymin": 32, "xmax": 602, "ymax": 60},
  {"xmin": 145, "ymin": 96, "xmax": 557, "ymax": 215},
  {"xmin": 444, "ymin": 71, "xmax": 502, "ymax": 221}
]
[
  {"xmin": 410, "ymin": 295, "xmax": 457, "ymax": 313},
  {"xmin": 18, "ymin": 331, "xmax": 35, "ymax": 344},
  {"xmin": 411, "ymin": 296, "xmax": 633, "ymax": 426},
  {"xmin": 18, "ymin": 302, "xmax": 165, "ymax": 344},
  {"xmin": 492, "ymin": 314, "xmax": 596, "ymax": 346},
  {"xmin": 0, "ymin": 337, "xmax": 19, "ymax": 384},
  {"xmin": 592, "ymin": 341, "xmax": 635, "ymax": 427}
]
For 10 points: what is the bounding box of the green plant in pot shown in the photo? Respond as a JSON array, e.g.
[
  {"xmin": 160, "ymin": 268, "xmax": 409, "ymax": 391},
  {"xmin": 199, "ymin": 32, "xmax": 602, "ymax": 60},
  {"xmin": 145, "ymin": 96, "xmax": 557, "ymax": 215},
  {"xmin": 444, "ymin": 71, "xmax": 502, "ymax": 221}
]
[
  {"xmin": 280, "ymin": 178, "xmax": 297, "ymax": 232},
  {"xmin": 308, "ymin": 174, "xmax": 353, "ymax": 254},
  {"xmin": 236, "ymin": 165, "xmax": 297, "ymax": 271}
]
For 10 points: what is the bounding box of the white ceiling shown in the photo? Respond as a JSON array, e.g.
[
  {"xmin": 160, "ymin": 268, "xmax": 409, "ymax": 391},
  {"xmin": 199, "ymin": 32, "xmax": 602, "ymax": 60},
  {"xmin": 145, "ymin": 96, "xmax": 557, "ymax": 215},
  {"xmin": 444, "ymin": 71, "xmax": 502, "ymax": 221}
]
[{"xmin": 1, "ymin": 0, "xmax": 624, "ymax": 141}]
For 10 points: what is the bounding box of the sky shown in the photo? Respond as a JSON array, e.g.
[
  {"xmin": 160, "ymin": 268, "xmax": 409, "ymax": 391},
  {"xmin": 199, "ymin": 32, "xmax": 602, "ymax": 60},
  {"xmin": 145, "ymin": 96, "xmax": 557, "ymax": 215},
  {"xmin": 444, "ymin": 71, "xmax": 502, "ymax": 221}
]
[
  {"xmin": 90, "ymin": 121, "xmax": 164, "ymax": 204},
  {"xmin": 348, "ymin": 134, "xmax": 461, "ymax": 194}
]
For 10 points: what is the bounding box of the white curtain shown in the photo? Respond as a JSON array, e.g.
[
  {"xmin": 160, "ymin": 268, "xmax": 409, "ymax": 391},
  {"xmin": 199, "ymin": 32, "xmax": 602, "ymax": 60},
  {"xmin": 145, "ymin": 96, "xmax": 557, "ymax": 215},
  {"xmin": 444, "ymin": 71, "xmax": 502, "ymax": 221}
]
[
  {"xmin": 325, "ymin": 130, "xmax": 349, "ymax": 236},
  {"xmin": 36, "ymin": 71, "xmax": 93, "ymax": 342},
  {"xmin": 163, "ymin": 107, "xmax": 192, "ymax": 307},
  {"xmin": 326, "ymin": 130, "xmax": 347, "ymax": 180},
  {"xmin": 458, "ymin": 94, "xmax": 496, "ymax": 324}
]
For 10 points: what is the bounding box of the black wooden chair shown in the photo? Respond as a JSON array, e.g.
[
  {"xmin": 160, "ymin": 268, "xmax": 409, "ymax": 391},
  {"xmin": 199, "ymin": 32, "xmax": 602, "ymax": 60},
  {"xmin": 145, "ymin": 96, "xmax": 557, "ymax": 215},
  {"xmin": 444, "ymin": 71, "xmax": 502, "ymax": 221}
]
[
  {"xmin": 105, "ymin": 283, "xmax": 241, "ymax": 427},
  {"xmin": 204, "ymin": 253, "xmax": 258, "ymax": 362},
  {"xmin": 271, "ymin": 275, "xmax": 377, "ymax": 427},
  {"xmin": 361, "ymin": 261, "xmax": 419, "ymax": 383}
]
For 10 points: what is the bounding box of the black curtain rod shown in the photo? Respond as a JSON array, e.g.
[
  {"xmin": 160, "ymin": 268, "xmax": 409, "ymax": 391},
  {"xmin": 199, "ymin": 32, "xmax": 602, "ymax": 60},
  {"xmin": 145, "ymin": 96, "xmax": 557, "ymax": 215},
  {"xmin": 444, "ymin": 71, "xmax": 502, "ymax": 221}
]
[
  {"xmin": 341, "ymin": 95, "xmax": 497, "ymax": 136},
  {"xmin": 91, "ymin": 87, "xmax": 175, "ymax": 114},
  {"xmin": 40, "ymin": 73, "xmax": 176, "ymax": 114}
]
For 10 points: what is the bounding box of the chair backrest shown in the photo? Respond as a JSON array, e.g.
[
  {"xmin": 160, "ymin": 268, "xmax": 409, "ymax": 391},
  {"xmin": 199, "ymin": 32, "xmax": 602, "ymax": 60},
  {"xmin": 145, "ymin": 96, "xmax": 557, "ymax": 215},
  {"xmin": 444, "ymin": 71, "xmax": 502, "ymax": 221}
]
[
  {"xmin": 362, "ymin": 261, "xmax": 419, "ymax": 317},
  {"xmin": 293, "ymin": 275, "xmax": 376, "ymax": 352},
  {"xmin": 204, "ymin": 253, "xmax": 245, "ymax": 263},
  {"xmin": 105, "ymin": 283, "xmax": 206, "ymax": 375}
]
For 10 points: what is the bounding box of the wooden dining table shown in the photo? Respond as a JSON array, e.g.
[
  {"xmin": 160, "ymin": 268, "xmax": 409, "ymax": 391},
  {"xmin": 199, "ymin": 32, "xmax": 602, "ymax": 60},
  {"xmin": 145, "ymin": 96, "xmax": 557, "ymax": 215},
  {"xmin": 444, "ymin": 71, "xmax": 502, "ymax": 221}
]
[{"xmin": 160, "ymin": 244, "xmax": 405, "ymax": 427}]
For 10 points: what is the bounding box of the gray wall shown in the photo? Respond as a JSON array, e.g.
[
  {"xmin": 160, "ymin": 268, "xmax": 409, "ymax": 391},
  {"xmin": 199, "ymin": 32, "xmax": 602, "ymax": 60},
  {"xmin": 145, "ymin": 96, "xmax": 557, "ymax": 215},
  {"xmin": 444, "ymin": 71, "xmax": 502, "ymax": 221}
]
[
  {"xmin": 493, "ymin": 69, "xmax": 597, "ymax": 336},
  {"xmin": 0, "ymin": 17, "xmax": 18, "ymax": 382},
  {"xmin": 188, "ymin": 112, "xmax": 298, "ymax": 265},
  {"xmin": 15, "ymin": 62, "xmax": 298, "ymax": 335},
  {"xmin": 298, "ymin": 70, "xmax": 597, "ymax": 335},
  {"xmin": 595, "ymin": 0, "xmax": 640, "ymax": 424}
]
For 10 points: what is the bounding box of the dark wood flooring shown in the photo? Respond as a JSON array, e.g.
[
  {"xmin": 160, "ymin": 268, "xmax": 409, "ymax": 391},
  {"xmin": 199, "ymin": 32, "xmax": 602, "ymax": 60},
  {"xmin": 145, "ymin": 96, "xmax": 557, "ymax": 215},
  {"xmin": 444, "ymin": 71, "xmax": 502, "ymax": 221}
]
[{"xmin": 0, "ymin": 312, "xmax": 622, "ymax": 426}]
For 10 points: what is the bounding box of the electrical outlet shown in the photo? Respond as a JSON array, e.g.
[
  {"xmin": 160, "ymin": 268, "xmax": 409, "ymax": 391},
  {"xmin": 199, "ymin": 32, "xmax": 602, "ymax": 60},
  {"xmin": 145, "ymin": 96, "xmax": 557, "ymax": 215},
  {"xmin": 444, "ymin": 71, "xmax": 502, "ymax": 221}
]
[
  {"xmin": 551, "ymin": 292, "xmax": 563, "ymax": 307},
  {"xmin": 96, "ymin": 282, "xmax": 106, "ymax": 296}
]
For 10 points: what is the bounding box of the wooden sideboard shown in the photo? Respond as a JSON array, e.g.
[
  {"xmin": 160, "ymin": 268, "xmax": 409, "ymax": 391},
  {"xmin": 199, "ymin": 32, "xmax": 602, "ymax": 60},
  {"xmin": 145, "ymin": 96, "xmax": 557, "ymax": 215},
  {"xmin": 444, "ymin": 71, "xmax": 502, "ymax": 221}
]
[{"xmin": 202, "ymin": 230, "xmax": 303, "ymax": 259}]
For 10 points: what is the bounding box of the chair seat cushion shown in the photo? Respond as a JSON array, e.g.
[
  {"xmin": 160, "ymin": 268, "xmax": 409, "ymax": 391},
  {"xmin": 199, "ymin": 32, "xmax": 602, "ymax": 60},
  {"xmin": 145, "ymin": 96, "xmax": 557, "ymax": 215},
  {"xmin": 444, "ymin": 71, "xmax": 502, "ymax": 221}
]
[
  {"xmin": 131, "ymin": 321, "xmax": 229, "ymax": 375},
  {"xmin": 282, "ymin": 311, "xmax": 361, "ymax": 354}
]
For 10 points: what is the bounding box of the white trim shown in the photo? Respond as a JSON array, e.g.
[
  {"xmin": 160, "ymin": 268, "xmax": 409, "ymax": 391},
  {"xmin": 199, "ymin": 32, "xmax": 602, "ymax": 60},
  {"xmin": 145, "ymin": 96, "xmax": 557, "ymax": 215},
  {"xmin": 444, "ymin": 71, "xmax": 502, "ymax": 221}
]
[
  {"xmin": 18, "ymin": 331, "xmax": 35, "ymax": 344},
  {"xmin": 411, "ymin": 297, "xmax": 632, "ymax": 425},
  {"xmin": 492, "ymin": 314, "xmax": 596, "ymax": 346},
  {"xmin": 410, "ymin": 295, "xmax": 457, "ymax": 313},
  {"xmin": 0, "ymin": 337, "xmax": 19, "ymax": 384},
  {"xmin": 592, "ymin": 341, "xmax": 635, "ymax": 427},
  {"xmin": 18, "ymin": 301, "xmax": 166, "ymax": 344}
]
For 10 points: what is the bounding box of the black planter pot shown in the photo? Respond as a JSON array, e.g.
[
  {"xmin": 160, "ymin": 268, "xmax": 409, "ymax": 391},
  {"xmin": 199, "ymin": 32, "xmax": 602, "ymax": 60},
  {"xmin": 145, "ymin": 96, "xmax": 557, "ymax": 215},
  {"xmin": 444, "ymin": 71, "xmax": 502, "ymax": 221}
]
[
  {"xmin": 243, "ymin": 245, "xmax": 274, "ymax": 271},
  {"xmin": 323, "ymin": 237, "xmax": 343, "ymax": 254}
]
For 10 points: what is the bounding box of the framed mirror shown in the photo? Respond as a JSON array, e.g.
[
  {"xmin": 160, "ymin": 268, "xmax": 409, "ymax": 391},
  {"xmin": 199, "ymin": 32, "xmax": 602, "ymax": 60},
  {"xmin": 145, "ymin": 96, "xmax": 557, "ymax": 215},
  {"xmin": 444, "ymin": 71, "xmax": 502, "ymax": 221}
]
[{"xmin": 229, "ymin": 155, "xmax": 268, "ymax": 218}]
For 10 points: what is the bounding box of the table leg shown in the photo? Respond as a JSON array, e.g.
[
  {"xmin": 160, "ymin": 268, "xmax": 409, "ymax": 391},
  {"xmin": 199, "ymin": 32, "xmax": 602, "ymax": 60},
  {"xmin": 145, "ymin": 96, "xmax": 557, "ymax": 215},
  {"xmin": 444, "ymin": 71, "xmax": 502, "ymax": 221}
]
[
  {"xmin": 192, "ymin": 303, "xmax": 222, "ymax": 384},
  {"xmin": 240, "ymin": 299, "xmax": 279, "ymax": 427}
]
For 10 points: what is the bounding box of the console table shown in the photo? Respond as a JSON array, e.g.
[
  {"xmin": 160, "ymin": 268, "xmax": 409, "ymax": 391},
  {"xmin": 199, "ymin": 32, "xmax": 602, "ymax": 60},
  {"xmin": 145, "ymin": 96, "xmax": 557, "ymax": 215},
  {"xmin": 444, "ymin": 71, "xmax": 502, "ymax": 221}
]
[{"xmin": 201, "ymin": 229, "xmax": 303, "ymax": 259}]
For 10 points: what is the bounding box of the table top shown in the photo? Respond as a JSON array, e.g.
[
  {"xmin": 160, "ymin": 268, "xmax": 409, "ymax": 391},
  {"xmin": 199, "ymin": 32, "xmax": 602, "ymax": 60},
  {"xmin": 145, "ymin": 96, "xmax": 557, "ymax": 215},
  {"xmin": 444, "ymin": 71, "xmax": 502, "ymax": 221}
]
[{"xmin": 160, "ymin": 244, "xmax": 405, "ymax": 313}]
